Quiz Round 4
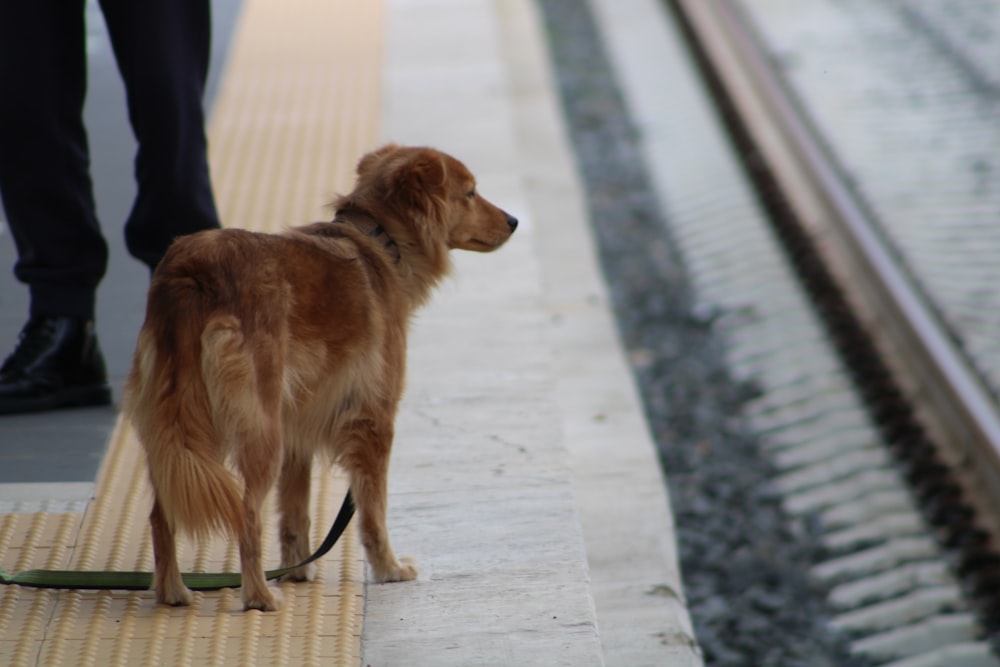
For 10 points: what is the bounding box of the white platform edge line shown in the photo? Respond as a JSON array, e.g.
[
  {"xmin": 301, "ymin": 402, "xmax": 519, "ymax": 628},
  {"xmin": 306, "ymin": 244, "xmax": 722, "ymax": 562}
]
[
  {"xmin": 0, "ymin": 482, "xmax": 96, "ymax": 514},
  {"xmin": 365, "ymin": 0, "xmax": 605, "ymax": 664},
  {"xmin": 501, "ymin": 0, "xmax": 703, "ymax": 664}
]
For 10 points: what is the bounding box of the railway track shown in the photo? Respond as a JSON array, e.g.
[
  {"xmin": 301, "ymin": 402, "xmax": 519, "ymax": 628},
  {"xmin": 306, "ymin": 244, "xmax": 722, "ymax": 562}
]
[
  {"xmin": 539, "ymin": 0, "xmax": 1000, "ymax": 660},
  {"xmin": 665, "ymin": 0, "xmax": 1000, "ymax": 663}
]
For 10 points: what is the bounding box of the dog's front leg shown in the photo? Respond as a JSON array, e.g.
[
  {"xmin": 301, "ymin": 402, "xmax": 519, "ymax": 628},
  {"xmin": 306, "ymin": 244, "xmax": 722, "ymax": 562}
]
[
  {"xmin": 277, "ymin": 449, "xmax": 315, "ymax": 581},
  {"xmin": 343, "ymin": 418, "xmax": 418, "ymax": 583}
]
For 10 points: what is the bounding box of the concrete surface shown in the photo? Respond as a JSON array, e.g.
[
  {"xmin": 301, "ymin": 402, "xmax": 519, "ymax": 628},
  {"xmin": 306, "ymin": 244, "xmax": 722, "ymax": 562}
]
[{"xmin": 361, "ymin": 0, "xmax": 701, "ymax": 664}]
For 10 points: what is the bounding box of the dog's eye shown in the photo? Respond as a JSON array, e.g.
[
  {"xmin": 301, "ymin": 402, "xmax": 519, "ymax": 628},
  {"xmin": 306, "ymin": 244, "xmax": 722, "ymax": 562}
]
[{"xmin": 466, "ymin": 189, "xmax": 476, "ymax": 200}]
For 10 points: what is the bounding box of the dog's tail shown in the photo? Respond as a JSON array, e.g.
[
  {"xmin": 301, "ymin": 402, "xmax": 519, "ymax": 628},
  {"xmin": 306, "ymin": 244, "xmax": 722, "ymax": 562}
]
[
  {"xmin": 125, "ymin": 324, "xmax": 245, "ymax": 540},
  {"xmin": 143, "ymin": 430, "xmax": 245, "ymax": 540}
]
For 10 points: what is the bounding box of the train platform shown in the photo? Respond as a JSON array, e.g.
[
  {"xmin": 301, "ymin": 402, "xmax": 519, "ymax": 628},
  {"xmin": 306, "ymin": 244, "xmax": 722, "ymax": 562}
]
[{"xmin": 0, "ymin": 0, "xmax": 701, "ymax": 665}]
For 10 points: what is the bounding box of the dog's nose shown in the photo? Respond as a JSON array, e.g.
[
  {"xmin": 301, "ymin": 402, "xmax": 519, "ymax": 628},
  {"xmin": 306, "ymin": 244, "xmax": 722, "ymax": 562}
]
[{"xmin": 506, "ymin": 214, "xmax": 518, "ymax": 232}]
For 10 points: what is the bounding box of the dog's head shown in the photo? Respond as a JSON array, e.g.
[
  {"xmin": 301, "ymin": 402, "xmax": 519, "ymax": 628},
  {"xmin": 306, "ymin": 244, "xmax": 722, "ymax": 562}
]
[{"xmin": 351, "ymin": 144, "xmax": 517, "ymax": 254}]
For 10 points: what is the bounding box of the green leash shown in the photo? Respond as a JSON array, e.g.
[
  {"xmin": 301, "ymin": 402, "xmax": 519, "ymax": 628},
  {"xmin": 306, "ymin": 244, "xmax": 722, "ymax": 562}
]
[{"xmin": 0, "ymin": 491, "xmax": 355, "ymax": 591}]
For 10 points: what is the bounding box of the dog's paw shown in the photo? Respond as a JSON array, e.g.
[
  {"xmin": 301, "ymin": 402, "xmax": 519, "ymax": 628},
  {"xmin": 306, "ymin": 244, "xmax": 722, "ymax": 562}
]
[
  {"xmin": 156, "ymin": 584, "xmax": 193, "ymax": 607},
  {"xmin": 243, "ymin": 586, "xmax": 283, "ymax": 612},
  {"xmin": 279, "ymin": 562, "xmax": 316, "ymax": 583},
  {"xmin": 373, "ymin": 557, "xmax": 418, "ymax": 583}
]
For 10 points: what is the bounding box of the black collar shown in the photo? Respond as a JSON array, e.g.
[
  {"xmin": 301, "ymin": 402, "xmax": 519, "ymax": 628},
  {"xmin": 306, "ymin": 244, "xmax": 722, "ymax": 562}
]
[{"xmin": 333, "ymin": 207, "xmax": 400, "ymax": 264}]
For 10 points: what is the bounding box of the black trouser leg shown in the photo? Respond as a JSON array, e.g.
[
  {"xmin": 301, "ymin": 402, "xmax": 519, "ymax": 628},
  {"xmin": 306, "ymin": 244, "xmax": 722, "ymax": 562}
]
[
  {"xmin": 100, "ymin": 0, "xmax": 221, "ymax": 270},
  {"xmin": 0, "ymin": 1, "xmax": 107, "ymax": 319}
]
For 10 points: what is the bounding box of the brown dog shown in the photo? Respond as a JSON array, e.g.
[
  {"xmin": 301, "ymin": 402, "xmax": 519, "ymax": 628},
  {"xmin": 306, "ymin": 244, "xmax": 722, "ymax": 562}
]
[{"xmin": 124, "ymin": 144, "xmax": 517, "ymax": 611}]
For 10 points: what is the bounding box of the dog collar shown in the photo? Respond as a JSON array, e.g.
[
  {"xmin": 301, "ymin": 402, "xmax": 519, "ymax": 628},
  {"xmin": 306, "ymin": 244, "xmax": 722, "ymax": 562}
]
[{"xmin": 333, "ymin": 207, "xmax": 401, "ymax": 264}]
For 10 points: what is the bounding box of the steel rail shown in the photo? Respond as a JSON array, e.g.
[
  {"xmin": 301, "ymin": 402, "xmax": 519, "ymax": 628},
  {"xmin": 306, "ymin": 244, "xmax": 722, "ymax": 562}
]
[{"xmin": 672, "ymin": 0, "xmax": 1000, "ymax": 519}]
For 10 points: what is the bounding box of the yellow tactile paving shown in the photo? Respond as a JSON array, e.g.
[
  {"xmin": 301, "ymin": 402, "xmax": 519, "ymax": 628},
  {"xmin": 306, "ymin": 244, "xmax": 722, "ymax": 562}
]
[
  {"xmin": 210, "ymin": 0, "xmax": 384, "ymax": 232},
  {"xmin": 0, "ymin": 0, "xmax": 382, "ymax": 664}
]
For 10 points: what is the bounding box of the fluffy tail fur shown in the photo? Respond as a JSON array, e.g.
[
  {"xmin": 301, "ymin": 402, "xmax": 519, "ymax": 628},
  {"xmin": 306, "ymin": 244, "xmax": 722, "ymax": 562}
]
[{"xmin": 126, "ymin": 326, "xmax": 245, "ymax": 540}]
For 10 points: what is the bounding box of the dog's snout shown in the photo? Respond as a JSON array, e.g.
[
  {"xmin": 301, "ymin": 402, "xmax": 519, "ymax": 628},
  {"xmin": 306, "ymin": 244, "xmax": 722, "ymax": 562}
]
[{"xmin": 506, "ymin": 214, "xmax": 518, "ymax": 232}]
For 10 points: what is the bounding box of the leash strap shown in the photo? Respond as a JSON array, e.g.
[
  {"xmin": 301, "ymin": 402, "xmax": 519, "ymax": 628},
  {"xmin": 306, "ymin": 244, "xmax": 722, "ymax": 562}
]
[{"xmin": 0, "ymin": 491, "xmax": 355, "ymax": 591}]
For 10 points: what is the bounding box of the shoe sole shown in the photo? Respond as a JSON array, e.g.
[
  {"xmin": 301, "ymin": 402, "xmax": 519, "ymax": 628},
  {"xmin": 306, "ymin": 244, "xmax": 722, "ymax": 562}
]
[{"xmin": 0, "ymin": 385, "xmax": 113, "ymax": 415}]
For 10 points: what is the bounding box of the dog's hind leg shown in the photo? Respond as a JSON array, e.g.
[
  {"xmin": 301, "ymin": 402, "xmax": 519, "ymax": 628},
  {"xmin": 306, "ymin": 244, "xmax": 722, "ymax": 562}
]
[
  {"xmin": 202, "ymin": 319, "xmax": 285, "ymax": 610},
  {"xmin": 150, "ymin": 498, "xmax": 192, "ymax": 606},
  {"xmin": 342, "ymin": 416, "xmax": 418, "ymax": 583},
  {"xmin": 277, "ymin": 449, "xmax": 315, "ymax": 581},
  {"xmin": 235, "ymin": 427, "xmax": 283, "ymax": 611},
  {"xmin": 228, "ymin": 413, "xmax": 283, "ymax": 610}
]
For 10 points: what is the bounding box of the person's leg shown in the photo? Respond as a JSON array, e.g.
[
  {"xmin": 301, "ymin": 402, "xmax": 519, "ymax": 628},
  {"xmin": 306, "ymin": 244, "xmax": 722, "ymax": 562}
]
[
  {"xmin": 0, "ymin": 0, "xmax": 107, "ymax": 318},
  {"xmin": 0, "ymin": 1, "xmax": 111, "ymax": 414},
  {"xmin": 99, "ymin": 0, "xmax": 221, "ymax": 270}
]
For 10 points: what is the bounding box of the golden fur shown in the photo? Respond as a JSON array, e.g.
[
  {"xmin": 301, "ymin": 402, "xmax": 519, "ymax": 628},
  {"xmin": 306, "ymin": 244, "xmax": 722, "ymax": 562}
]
[{"xmin": 124, "ymin": 144, "xmax": 517, "ymax": 611}]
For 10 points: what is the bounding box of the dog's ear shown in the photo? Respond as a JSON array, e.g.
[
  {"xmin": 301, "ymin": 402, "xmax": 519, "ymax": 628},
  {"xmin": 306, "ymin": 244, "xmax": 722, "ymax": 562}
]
[
  {"xmin": 391, "ymin": 149, "xmax": 447, "ymax": 215},
  {"xmin": 357, "ymin": 143, "xmax": 401, "ymax": 177},
  {"xmin": 402, "ymin": 150, "xmax": 447, "ymax": 191}
]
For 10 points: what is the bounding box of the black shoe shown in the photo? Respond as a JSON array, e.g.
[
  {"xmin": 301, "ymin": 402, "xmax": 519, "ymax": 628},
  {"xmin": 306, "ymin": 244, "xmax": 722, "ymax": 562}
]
[{"xmin": 0, "ymin": 316, "xmax": 113, "ymax": 415}]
